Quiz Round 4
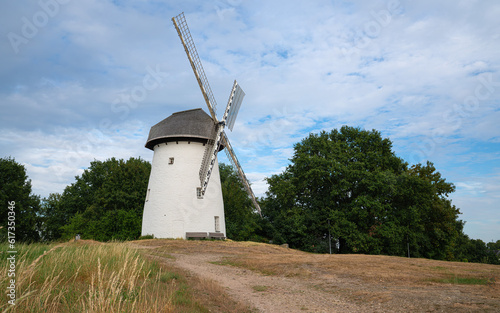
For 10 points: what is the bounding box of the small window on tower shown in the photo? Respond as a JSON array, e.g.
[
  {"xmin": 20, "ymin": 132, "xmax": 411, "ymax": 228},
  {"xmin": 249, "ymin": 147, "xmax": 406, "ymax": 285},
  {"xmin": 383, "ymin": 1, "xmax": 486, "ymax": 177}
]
[
  {"xmin": 146, "ymin": 188, "xmax": 150, "ymax": 202},
  {"xmin": 196, "ymin": 187, "xmax": 203, "ymax": 199},
  {"xmin": 169, "ymin": 157, "xmax": 174, "ymax": 165}
]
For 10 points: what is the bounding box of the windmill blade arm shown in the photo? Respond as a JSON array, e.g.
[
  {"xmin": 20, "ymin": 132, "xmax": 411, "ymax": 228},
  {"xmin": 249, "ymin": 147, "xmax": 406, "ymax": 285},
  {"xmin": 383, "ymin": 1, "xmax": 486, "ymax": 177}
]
[
  {"xmin": 222, "ymin": 132, "xmax": 262, "ymax": 216},
  {"xmin": 172, "ymin": 13, "xmax": 218, "ymax": 121}
]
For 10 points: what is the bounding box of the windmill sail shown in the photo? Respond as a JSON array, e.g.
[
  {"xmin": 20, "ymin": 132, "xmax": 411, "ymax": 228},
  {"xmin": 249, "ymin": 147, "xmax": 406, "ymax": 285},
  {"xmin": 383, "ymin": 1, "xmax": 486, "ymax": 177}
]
[
  {"xmin": 172, "ymin": 12, "xmax": 218, "ymax": 121},
  {"xmin": 172, "ymin": 12, "xmax": 261, "ymax": 217},
  {"xmin": 222, "ymin": 132, "xmax": 262, "ymax": 216},
  {"xmin": 226, "ymin": 81, "xmax": 245, "ymax": 131},
  {"xmin": 200, "ymin": 81, "xmax": 245, "ymax": 195}
]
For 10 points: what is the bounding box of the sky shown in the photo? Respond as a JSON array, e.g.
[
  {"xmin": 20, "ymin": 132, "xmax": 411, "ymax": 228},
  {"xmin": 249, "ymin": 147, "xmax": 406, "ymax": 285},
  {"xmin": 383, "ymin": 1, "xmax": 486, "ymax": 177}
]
[{"xmin": 1, "ymin": 0, "xmax": 499, "ymax": 242}]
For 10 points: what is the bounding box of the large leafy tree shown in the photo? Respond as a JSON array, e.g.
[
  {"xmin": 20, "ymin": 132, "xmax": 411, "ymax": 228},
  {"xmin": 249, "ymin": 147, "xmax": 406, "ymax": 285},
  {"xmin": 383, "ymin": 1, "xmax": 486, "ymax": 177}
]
[
  {"xmin": 53, "ymin": 157, "xmax": 151, "ymax": 241},
  {"xmin": 0, "ymin": 157, "xmax": 42, "ymax": 242},
  {"xmin": 264, "ymin": 126, "xmax": 407, "ymax": 253},
  {"xmin": 263, "ymin": 126, "xmax": 464, "ymax": 260}
]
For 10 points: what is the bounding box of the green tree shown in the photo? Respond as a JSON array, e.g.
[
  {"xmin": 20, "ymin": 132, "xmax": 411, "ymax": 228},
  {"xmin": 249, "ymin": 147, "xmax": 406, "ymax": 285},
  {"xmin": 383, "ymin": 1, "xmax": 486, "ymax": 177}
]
[
  {"xmin": 263, "ymin": 127, "xmax": 407, "ymax": 253},
  {"xmin": 487, "ymin": 240, "xmax": 500, "ymax": 265},
  {"xmin": 39, "ymin": 193, "xmax": 63, "ymax": 241},
  {"xmin": 487, "ymin": 240, "xmax": 500, "ymax": 251},
  {"xmin": 219, "ymin": 163, "xmax": 262, "ymax": 241},
  {"xmin": 463, "ymin": 238, "xmax": 498, "ymax": 264},
  {"xmin": 263, "ymin": 126, "xmax": 464, "ymax": 259},
  {"xmin": 454, "ymin": 234, "xmax": 500, "ymax": 265},
  {"xmin": 56, "ymin": 157, "xmax": 151, "ymax": 241},
  {"xmin": 261, "ymin": 170, "xmax": 312, "ymax": 248},
  {"xmin": 403, "ymin": 162, "xmax": 462, "ymax": 260},
  {"xmin": 0, "ymin": 157, "xmax": 42, "ymax": 242}
]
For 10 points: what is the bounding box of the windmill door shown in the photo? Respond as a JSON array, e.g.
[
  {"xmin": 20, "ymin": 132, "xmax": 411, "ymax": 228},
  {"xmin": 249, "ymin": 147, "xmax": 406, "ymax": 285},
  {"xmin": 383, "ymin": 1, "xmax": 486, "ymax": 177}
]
[{"xmin": 214, "ymin": 216, "xmax": 220, "ymax": 232}]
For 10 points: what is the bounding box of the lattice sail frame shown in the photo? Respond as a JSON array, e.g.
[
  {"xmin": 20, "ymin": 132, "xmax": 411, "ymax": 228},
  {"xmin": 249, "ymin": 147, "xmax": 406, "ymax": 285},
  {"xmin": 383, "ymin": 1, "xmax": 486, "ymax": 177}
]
[
  {"xmin": 172, "ymin": 12, "xmax": 262, "ymax": 216},
  {"xmin": 172, "ymin": 12, "xmax": 218, "ymax": 120}
]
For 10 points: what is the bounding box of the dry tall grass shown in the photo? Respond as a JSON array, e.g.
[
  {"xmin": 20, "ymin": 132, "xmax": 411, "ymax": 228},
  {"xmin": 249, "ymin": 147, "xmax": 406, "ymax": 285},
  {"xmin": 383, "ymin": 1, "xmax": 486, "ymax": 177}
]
[{"xmin": 0, "ymin": 241, "xmax": 205, "ymax": 313}]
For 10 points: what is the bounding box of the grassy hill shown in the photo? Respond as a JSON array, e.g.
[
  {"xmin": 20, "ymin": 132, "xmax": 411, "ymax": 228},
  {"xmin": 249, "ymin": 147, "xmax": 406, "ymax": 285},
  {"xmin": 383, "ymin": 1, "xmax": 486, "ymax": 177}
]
[{"xmin": 2, "ymin": 240, "xmax": 499, "ymax": 312}]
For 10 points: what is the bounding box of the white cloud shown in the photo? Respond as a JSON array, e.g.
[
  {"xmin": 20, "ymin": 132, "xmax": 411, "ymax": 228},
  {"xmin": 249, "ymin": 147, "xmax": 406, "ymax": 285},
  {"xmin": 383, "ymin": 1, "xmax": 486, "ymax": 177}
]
[{"xmin": 0, "ymin": 121, "xmax": 151, "ymax": 197}]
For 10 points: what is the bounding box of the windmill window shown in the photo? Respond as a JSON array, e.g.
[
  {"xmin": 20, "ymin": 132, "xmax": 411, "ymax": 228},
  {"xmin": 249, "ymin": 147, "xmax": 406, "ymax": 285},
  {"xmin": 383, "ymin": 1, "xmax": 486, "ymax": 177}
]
[
  {"xmin": 169, "ymin": 157, "xmax": 174, "ymax": 165},
  {"xmin": 196, "ymin": 187, "xmax": 203, "ymax": 199},
  {"xmin": 146, "ymin": 189, "xmax": 150, "ymax": 202}
]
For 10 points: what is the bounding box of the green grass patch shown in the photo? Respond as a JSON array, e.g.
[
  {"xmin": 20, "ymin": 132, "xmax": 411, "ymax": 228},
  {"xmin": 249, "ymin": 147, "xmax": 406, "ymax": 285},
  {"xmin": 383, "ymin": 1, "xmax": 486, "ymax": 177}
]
[
  {"xmin": 210, "ymin": 258, "xmax": 241, "ymax": 267},
  {"xmin": 161, "ymin": 271, "xmax": 180, "ymax": 282},
  {"xmin": 210, "ymin": 257, "xmax": 276, "ymax": 276},
  {"xmin": 252, "ymin": 285, "xmax": 268, "ymax": 292},
  {"xmin": 430, "ymin": 275, "xmax": 491, "ymax": 285}
]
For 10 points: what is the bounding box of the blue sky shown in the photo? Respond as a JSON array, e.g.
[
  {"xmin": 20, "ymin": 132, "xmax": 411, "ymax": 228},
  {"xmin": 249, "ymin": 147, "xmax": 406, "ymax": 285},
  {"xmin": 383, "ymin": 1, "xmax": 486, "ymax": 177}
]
[{"xmin": 1, "ymin": 0, "xmax": 499, "ymax": 242}]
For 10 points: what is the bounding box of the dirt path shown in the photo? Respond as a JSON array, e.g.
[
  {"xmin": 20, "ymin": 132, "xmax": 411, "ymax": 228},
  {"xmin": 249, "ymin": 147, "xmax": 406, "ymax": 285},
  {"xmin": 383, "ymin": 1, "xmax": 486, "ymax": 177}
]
[
  {"xmin": 130, "ymin": 240, "xmax": 500, "ymax": 313},
  {"xmin": 168, "ymin": 252, "xmax": 368, "ymax": 313}
]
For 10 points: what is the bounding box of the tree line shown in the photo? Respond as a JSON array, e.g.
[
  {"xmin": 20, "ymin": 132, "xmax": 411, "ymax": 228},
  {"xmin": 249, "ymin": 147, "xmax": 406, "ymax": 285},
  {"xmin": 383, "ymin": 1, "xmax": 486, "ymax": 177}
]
[{"xmin": 1, "ymin": 126, "xmax": 499, "ymax": 264}]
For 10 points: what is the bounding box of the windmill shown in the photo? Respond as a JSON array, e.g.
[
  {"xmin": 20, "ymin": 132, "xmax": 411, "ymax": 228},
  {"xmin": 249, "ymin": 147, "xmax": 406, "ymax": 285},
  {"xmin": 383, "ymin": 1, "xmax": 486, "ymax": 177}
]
[{"xmin": 141, "ymin": 12, "xmax": 261, "ymax": 239}]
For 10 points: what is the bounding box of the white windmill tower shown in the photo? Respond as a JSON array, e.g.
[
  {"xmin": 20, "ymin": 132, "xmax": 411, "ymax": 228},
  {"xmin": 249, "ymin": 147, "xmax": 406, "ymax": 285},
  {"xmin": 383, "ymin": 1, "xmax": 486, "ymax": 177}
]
[{"xmin": 141, "ymin": 13, "xmax": 261, "ymax": 239}]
